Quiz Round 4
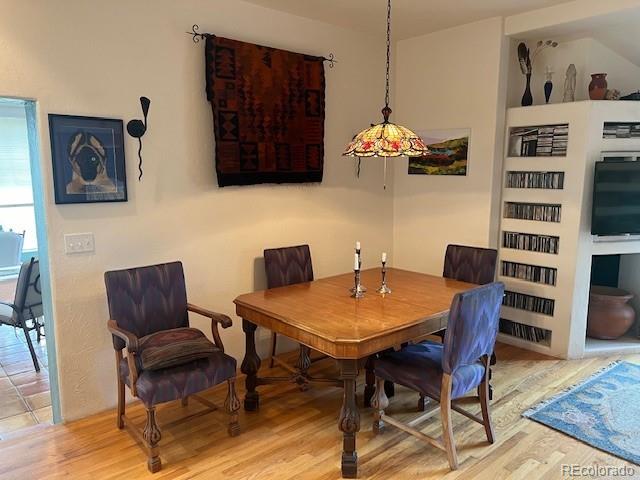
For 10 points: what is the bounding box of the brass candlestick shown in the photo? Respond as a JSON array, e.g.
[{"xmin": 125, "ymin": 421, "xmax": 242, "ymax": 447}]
[
  {"xmin": 377, "ymin": 261, "xmax": 392, "ymax": 294},
  {"xmin": 351, "ymin": 269, "xmax": 365, "ymax": 298}
]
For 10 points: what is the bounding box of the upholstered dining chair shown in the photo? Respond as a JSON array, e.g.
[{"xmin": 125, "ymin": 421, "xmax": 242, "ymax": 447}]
[
  {"xmin": 0, "ymin": 257, "xmax": 44, "ymax": 371},
  {"xmin": 105, "ymin": 261, "xmax": 240, "ymax": 473},
  {"xmin": 371, "ymin": 282, "xmax": 505, "ymax": 471},
  {"xmin": 424, "ymin": 243, "xmax": 498, "ymax": 404},
  {"xmin": 263, "ymin": 245, "xmax": 314, "ymax": 369},
  {"xmin": 443, "ymin": 244, "xmax": 498, "ymax": 285}
]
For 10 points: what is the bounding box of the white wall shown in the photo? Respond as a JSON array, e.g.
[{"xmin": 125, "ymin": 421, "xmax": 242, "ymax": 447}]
[
  {"xmin": 392, "ymin": 17, "xmax": 508, "ymax": 274},
  {"xmin": 507, "ymin": 37, "xmax": 640, "ymax": 108},
  {"xmin": 0, "ymin": 0, "xmax": 393, "ymax": 420}
]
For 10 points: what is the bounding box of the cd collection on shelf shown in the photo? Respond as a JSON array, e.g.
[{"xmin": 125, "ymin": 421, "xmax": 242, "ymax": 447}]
[
  {"xmin": 501, "ymin": 260, "xmax": 557, "ymax": 286},
  {"xmin": 504, "ymin": 202, "xmax": 561, "ymax": 222},
  {"xmin": 506, "ymin": 171, "xmax": 564, "ymax": 189},
  {"xmin": 502, "ymin": 231, "xmax": 559, "ymax": 254},
  {"xmin": 503, "ymin": 290, "xmax": 555, "ymax": 315},
  {"xmin": 499, "ymin": 318, "xmax": 551, "ymax": 344},
  {"xmin": 508, "ymin": 124, "xmax": 569, "ymax": 157},
  {"xmin": 603, "ymin": 122, "xmax": 640, "ymax": 139}
]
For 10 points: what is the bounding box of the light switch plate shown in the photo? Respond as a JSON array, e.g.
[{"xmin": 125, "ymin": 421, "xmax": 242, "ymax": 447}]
[{"xmin": 64, "ymin": 233, "xmax": 95, "ymax": 254}]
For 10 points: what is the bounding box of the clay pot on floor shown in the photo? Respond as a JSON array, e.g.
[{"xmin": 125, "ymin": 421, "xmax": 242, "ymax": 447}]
[
  {"xmin": 587, "ymin": 285, "xmax": 635, "ymax": 339},
  {"xmin": 589, "ymin": 73, "xmax": 608, "ymax": 100}
]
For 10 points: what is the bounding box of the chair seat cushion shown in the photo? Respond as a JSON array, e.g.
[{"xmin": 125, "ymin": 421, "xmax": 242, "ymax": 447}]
[
  {"xmin": 120, "ymin": 350, "xmax": 236, "ymax": 407},
  {"xmin": 374, "ymin": 341, "xmax": 485, "ymax": 400},
  {"xmin": 137, "ymin": 327, "xmax": 218, "ymax": 371}
]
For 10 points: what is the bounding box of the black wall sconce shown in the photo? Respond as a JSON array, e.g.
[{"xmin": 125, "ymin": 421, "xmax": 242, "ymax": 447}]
[{"xmin": 127, "ymin": 97, "xmax": 150, "ymax": 181}]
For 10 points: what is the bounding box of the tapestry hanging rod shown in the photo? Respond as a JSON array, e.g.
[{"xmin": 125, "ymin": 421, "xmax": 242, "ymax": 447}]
[{"xmin": 186, "ymin": 25, "xmax": 338, "ymax": 68}]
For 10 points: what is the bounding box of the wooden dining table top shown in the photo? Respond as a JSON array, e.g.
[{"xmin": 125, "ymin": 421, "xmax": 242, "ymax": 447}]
[{"xmin": 234, "ymin": 267, "xmax": 475, "ymax": 359}]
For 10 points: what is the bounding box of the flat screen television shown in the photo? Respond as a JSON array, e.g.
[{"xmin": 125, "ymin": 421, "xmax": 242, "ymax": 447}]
[{"xmin": 592, "ymin": 160, "xmax": 640, "ymax": 235}]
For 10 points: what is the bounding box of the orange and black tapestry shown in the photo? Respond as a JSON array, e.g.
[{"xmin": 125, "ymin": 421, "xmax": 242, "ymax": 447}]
[{"xmin": 205, "ymin": 36, "xmax": 325, "ymax": 187}]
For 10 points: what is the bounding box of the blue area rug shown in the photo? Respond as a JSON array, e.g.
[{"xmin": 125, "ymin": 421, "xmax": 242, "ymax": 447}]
[{"xmin": 523, "ymin": 361, "xmax": 640, "ymax": 465}]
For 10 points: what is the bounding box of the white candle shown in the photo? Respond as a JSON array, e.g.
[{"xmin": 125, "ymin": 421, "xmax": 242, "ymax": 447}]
[
  {"xmin": 382, "ymin": 252, "xmax": 387, "ymax": 263},
  {"xmin": 354, "ymin": 252, "xmax": 360, "ymax": 271},
  {"xmin": 355, "ymin": 241, "xmax": 361, "ymax": 251}
]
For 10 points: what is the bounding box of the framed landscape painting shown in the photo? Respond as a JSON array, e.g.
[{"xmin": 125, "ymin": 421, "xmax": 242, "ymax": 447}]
[
  {"xmin": 408, "ymin": 128, "xmax": 470, "ymax": 176},
  {"xmin": 49, "ymin": 114, "xmax": 127, "ymax": 204}
]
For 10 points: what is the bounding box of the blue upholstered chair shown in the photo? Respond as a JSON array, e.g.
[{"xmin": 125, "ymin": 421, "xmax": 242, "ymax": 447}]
[
  {"xmin": 105, "ymin": 262, "xmax": 240, "ymax": 473},
  {"xmin": 371, "ymin": 282, "xmax": 505, "ymax": 471}
]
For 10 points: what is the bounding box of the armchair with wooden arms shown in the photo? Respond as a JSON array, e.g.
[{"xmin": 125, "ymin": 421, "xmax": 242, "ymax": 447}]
[{"xmin": 105, "ymin": 261, "xmax": 240, "ymax": 473}]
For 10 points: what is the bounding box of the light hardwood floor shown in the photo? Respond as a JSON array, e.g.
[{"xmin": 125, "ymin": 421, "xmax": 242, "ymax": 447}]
[{"xmin": 0, "ymin": 343, "xmax": 637, "ymax": 479}]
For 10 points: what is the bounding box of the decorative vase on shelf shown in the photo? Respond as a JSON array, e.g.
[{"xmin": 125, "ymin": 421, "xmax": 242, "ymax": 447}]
[
  {"xmin": 521, "ymin": 73, "xmax": 533, "ymax": 106},
  {"xmin": 589, "ymin": 73, "xmax": 608, "ymax": 100},
  {"xmin": 544, "ymin": 66, "xmax": 554, "ymax": 104},
  {"xmin": 586, "ymin": 286, "xmax": 635, "ymax": 340},
  {"xmin": 562, "ymin": 64, "xmax": 576, "ymax": 102}
]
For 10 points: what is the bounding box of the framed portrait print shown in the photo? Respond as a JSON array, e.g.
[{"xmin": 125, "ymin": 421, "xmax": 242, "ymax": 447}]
[{"xmin": 48, "ymin": 114, "xmax": 128, "ymax": 204}]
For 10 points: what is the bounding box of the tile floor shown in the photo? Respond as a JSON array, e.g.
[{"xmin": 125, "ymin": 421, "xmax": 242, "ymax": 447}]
[{"xmin": 0, "ymin": 279, "xmax": 52, "ymax": 439}]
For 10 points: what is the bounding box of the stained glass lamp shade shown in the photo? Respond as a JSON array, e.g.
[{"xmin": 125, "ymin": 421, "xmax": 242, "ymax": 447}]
[
  {"xmin": 342, "ymin": 0, "xmax": 429, "ymax": 163},
  {"xmin": 343, "ymin": 108, "xmax": 428, "ymax": 157}
]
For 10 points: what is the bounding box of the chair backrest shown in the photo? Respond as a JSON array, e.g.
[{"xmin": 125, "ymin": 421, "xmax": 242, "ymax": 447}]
[
  {"xmin": 442, "ymin": 282, "xmax": 504, "ymax": 374},
  {"xmin": 104, "ymin": 261, "xmax": 188, "ymax": 350},
  {"xmin": 443, "ymin": 244, "xmax": 497, "ymax": 285},
  {"xmin": 0, "ymin": 231, "xmax": 24, "ymax": 268},
  {"xmin": 12, "ymin": 257, "xmax": 43, "ymax": 321},
  {"xmin": 264, "ymin": 245, "xmax": 314, "ymax": 289}
]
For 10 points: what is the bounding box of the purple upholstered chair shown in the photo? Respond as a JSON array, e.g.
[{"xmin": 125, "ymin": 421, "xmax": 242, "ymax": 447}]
[
  {"xmin": 443, "ymin": 244, "xmax": 498, "ymax": 285},
  {"xmin": 264, "ymin": 245, "xmax": 314, "ymax": 369},
  {"xmin": 371, "ymin": 282, "xmax": 505, "ymax": 471},
  {"xmin": 105, "ymin": 262, "xmax": 240, "ymax": 473},
  {"xmin": 430, "ymin": 244, "xmax": 498, "ymax": 400}
]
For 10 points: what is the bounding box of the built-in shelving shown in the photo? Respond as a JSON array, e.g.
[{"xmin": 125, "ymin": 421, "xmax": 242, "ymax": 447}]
[
  {"xmin": 506, "ymin": 171, "xmax": 564, "ymax": 189},
  {"xmin": 499, "ymin": 114, "xmax": 571, "ymax": 357},
  {"xmin": 503, "ymin": 290, "xmax": 555, "ymax": 315},
  {"xmin": 603, "ymin": 122, "xmax": 640, "ymax": 139},
  {"xmin": 502, "ymin": 231, "xmax": 559, "ymax": 254},
  {"xmin": 504, "ymin": 202, "xmax": 561, "ymax": 222},
  {"xmin": 499, "ymin": 102, "xmax": 640, "ymax": 359},
  {"xmin": 508, "ymin": 123, "xmax": 568, "ymax": 157},
  {"xmin": 501, "ymin": 260, "xmax": 557, "ymax": 285},
  {"xmin": 499, "ymin": 318, "xmax": 552, "ymax": 346}
]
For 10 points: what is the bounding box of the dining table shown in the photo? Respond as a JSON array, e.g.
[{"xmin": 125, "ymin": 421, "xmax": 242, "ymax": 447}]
[{"xmin": 234, "ymin": 267, "xmax": 475, "ymax": 478}]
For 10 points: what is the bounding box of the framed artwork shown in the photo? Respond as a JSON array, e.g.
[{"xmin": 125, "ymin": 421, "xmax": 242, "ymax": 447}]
[
  {"xmin": 48, "ymin": 114, "xmax": 127, "ymax": 204},
  {"xmin": 408, "ymin": 128, "xmax": 470, "ymax": 176}
]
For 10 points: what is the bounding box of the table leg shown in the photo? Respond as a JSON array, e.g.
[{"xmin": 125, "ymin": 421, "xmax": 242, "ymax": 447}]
[
  {"xmin": 364, "ymin": 356, "xmax": 375, "ymax": 408},
  {"xmin": 240, "ymin": 319, "xmax": 261, "ymax": 411},
  {"xmin": 338, "ymin": 359, "xmax": 360, "ymax": 478},
  {"xmin": 365, "ymin": 356, "xmax": 394, "ymax": 408},
  {"xmin": 295, "ymin": 345, "xmax": 312, "ymax": 390}
]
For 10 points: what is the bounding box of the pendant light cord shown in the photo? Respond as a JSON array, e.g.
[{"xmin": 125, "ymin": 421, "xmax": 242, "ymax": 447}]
[
  {"xmin": 385, "ymin": 0, "xmax": 391, "ymax": 111},
  {"xmin": 381, "ymin": 0, "xmax": 392, "ymax": 123}
]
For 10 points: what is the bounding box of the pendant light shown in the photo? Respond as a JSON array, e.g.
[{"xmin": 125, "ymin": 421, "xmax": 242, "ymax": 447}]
[{"xmin": 342, "ymin": 0, "xmax": 429, "ymax": 188}]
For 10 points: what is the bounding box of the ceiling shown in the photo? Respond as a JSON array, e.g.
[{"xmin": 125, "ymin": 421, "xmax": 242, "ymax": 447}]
[{"xmin": 243, "ymin": 0, "xmax": 572, "ymax": 40}]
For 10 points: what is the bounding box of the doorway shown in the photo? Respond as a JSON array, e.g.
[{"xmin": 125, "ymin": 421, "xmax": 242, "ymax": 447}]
[{"xmin": 0, "ymin": 98, "xmax": 59, "ymax": 436}]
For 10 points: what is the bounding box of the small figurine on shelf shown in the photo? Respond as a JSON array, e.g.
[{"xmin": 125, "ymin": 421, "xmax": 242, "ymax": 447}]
[
  {"xmin": 517, "ymin": 40, "xmax": 558, "ymax": 106},
  {"xmin": 605, "ymin": 89, "xmax": 621, "ymax": 100},
  {"xmin": 562, "ymin": 64, "xmax": 577, "ymax": 103},
  {"xmin": 544, "ymin": 66, "xmax": 554, "ymax": 104}
]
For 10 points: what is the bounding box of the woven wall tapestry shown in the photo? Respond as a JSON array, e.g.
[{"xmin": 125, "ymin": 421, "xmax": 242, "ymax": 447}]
[{"xmin": 205, "ymin": 36, "xmax": 325, "ymax": 187}]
